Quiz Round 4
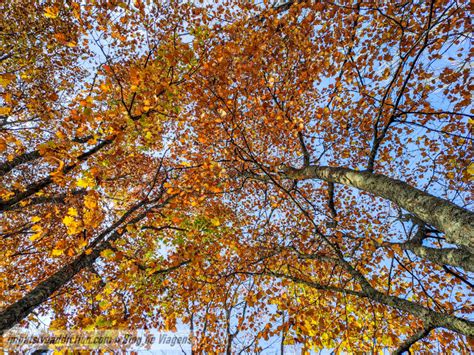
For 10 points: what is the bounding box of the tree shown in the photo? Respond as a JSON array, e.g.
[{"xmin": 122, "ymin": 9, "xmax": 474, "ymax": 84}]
[{"xmin": 1, "ymin": 0, "xmax": 472, "ymax": 353}]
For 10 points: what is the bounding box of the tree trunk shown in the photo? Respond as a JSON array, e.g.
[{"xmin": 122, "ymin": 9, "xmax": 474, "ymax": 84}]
[{"xmin": 0, "ymin": 232, "xmax": 121, "ymax": 334}]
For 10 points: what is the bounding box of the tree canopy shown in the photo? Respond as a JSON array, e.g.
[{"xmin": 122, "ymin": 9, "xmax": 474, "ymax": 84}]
[{"xmin": 1, "ymin": 0, "xmax": 473, "ymax": 353}]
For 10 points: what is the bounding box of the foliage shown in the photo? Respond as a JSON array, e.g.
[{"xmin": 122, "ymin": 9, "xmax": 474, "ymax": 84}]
[{"xmin": 1, "ymin": 0, "xmax": 473, "ymax": 353}]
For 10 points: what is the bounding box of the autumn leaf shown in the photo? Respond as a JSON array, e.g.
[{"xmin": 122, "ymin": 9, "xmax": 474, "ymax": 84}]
[
  {"xmin": 0, "ymin": 74, "xmax": 15, "ymax": 87},
  {"xmin": 62, "ymin": 210, "xmax": 82, "ymax": 235},
  {"xmin": 0, "ymin": 138, "xmax": 6, "ymax": 152},
  {"xmin": 29, "ymin": 225, "xmax": 43, "ymax": 242},
  {"xmin": 67, "ymin": 207, "xmax": 78, "ymax": 217},
  {"xmin": 467, "ymin": 164, "xmax": 474, "ymax": 180},
  {"xmin": 51, "ymin": 249, "xmax": 64, "ymax": 257},
  {"xmin": 0, "ymin": 107, "xmax": 11, "ymax": 115},
  {"xmin": 99, "ymin": 82, "xmax": 110, "ymax": 93},
  {"xmin": 100, "ymin": 249, "xmax": 114, "ymax": 259},
  {"xmin": 83, "ymin": 193, "xmax": 97, "ymax": 209},
  {"xmin": 53, "ymin": 33, "xmax": 67, "ymax": 42},
  {"xmin": 44, "ymin": 6, "xmax": 59, "ymax": 19},
  {"xmin": 210, "ymin": 217, "xmax": 220, "ymax": 227},
  {"xmin": 76, "ymin": 176, "xmax": 95, "ymax": 189},
  {"xmin": 1, "ymin": 1, "xmax": 472, "ymax": 353},
  {"xmin": 62, "ymin": 215, "xmax": 75, "ymax": 226}
]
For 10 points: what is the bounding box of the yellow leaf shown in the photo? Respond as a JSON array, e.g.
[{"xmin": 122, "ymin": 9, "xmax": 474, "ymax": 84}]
[
  {"xmin": 0, "ymin": 107, "xmax": 12, "ymax": 115},
  {"xmin": 84, "ymin": 193, "xmax": 97, "ymax": 209},
  {"xmin": 210, "ymin": 217, "xmax": 221, "ymax": 227},
  {"xmin": 62, "ymin": 215, "xmax": 75, "ymax": 226},
  {"xmin": 467, "ymin": 164, "xmax": 474, "ymax": 179},
  {"xmin": 77, "ymin": 238, "xmax": 88, "ymax": 249},
  {"xmin": 67, "ymin": 207, "xmax": 78, "ymax": 217},
  {"xmin": 0, "ymin": 74, "xmax": 15, "ymax": 88},
  {"xmin": 100, "ymin": 249, "xmax": 115, "ymax": 259},
  {"xmin": 44, "ymin": 6, "xmax": 59, "ymax": 19},
  {"xmin": 76, "ymin": 176, "xmax": 95, "ymax": 189},
  {"xmin": 31, "ymin": 216, "xmax": 42, "ymax": 223},
  {"xmin": 83, "ymin": 210, "xmax": 97, "ymax": 228},
  {"xmin": 100, "ymin": 83, "xmax": 110, "ymax": 93},
  {"xmin": 29, "ymin": 231, "xmax": 42, "ymax": 242},
  {"xmin": 104, "ymin": 284, "xmax": 114, "ymax": 295},
  {"xmin": 31, "ymin": 225, "xmax": 42, "ymax": 232},
  {"xmin": 62, "ymin": 214, "xmax": 82, "ymax": 235},
  {"xmin": 51, "ymin": 249, "xmax": 64, "ymax": 257}
]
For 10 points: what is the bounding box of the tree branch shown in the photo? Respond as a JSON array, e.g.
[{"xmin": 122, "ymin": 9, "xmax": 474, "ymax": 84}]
[
  {"xmin": 277, "ymin": 165, "xmax": 474, "ymax": 253},
  {"xmin": 393, "ymin": 326, "xmax": 434, "ymax": 355}
]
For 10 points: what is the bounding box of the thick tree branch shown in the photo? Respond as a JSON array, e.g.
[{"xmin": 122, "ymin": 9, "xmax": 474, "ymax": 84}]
[
  {"xmin": 393, "ymin": 242, "xmax": 474, "ymax": 272},
  {"xmin": 278, "ymin": 165, "xmax": 474, "ymax": 253}
]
